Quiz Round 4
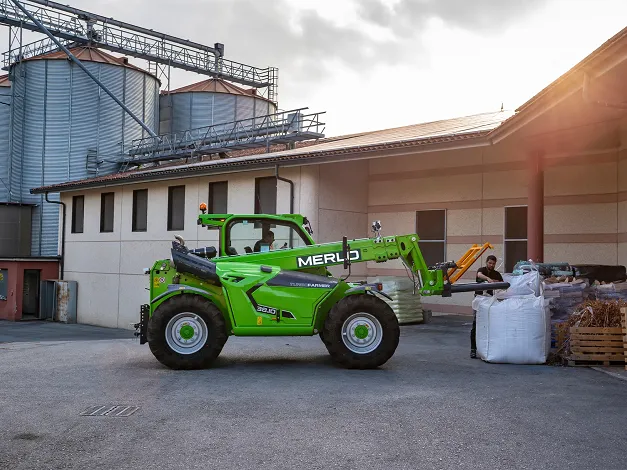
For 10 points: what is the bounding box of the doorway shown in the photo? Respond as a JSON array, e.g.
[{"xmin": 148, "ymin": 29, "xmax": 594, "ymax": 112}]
[{"xmin": 22, "ymin": 269, "xmax": 41, "ymax": 319}]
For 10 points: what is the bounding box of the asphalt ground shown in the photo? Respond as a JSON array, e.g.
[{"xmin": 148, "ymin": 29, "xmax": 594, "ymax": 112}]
[{"xmin": 1, "ymin": 316, "xmax": 626, "ymax": 470}]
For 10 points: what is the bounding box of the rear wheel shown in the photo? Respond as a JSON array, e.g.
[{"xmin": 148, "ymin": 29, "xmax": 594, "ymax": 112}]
[
  {"xmin": 147, "ymin": 295, "xmax": 227, "ymax": 370},
  {"xmin": 322, "ymin": 294, "xmax": 400, "ymax": 369}
]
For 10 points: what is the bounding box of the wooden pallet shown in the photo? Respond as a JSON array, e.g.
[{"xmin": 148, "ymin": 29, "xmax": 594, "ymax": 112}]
[{"xmin": 568, "ymin": 326, "xmax": 625, "ymax": 367}]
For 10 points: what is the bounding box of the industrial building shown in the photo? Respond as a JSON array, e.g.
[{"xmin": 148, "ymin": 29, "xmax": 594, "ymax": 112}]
[{"xmin": 1, "ymin": 2, "xmax": 626, "ymax": 325}]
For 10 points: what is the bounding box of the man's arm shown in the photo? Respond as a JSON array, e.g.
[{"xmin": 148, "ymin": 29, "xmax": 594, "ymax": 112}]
[{"xmin": 476, "ymin": 268, "xmax": 493, "ymax": 282}]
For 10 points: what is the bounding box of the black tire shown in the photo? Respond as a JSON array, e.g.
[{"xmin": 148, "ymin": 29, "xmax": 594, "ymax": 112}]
[
  {"xmin": 147, "ymin": 294, "xmax": 228, "ymax": 370},
  {"xmin": 322, "ymin": 294, "xmax": 400, "ymax": 369}
]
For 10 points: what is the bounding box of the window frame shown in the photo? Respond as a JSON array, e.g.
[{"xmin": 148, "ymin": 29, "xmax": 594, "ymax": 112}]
[
  {"xmin": 503, "ymin": 205, "xmax": 528, "ymax": 273},
  {"xmin": 415, "ymin": 209, "xmax": 447, "ymax": 267},
  {"xmin": 224, "ymin": 216, "xmax": 313, "ymax": 255},
  {"xmin": 254, "ymin": 177, "xmax": 277, "ymax": 215},
  {"xmin": 71, "ymin": 195, "xmax": 84, "ymax": 234},
  {"xmin": 100, "ymin": 192, "xmax": 115, "ymax": 233},
  {"xmin": 132, "ymin": 189, "xmax": 148, "ymax": 233},
  {"xmin": 167, "ymin": 185, "xmax": 186, "ymax": 231},
  {"xmin": 208, "ymin": 181, "xmax": 228, "ymax": 214}
]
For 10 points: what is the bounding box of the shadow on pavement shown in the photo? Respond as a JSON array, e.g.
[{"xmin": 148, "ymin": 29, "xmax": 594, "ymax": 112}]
[{"xmin": 0, "ymin": 320, "xmax": 136, "ymax": 343}]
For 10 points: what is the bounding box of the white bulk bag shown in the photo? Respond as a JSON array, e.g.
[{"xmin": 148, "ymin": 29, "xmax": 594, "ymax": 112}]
[
  {"xmin": 500, "ymin": 270, "xmax": 542, "ymax": 297},
  {"xmin": 472, "ymin": 294, "xmax": 551, "ymax": 364}
]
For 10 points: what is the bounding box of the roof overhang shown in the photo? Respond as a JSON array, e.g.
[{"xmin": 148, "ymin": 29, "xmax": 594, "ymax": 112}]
[
  {"xmin": 30, "ymin": 130, "xmax": 491, "ymax": 194},
  {"xmin": 488, "ymin": 25, "xmax": 627, "ymax": 144}
]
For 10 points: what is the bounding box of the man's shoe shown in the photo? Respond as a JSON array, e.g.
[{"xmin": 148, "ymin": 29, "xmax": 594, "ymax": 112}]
[{"xmin": 470, "ymin": 349, "xmax": 477, "ymax": 359}]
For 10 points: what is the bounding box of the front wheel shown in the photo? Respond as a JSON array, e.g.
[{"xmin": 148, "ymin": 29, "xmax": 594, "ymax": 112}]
[
  {"xmin": 321, "ymin": 294, "xmax": 400, "ymax": 369},
  {"xmin": 147, "ymin": 295, "xmax": 228, "ymax": 370}
]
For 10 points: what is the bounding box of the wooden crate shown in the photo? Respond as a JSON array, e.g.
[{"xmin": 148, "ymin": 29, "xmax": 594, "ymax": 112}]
[{"xmin": 568, "ymin": 326, "xmax": 625, "ymax": 367}]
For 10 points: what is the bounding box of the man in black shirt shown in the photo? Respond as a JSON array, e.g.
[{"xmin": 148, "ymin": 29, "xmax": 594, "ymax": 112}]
[{"xmin": 470, "ymin": 254, "xmax": 503, "ymax": 358}]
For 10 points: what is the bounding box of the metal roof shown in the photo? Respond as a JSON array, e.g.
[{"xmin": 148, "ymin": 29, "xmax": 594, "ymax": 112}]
[
  {"xmin": 30, "ymin": 110, "xmax": 513, "ymax": 194},
  {"xmin": 165, "ymin": 78, "xmax": 273, "ymax": 103},
  {"xmin": 22, "ymin": 46, "xmax": 154, "ymax": 77}
]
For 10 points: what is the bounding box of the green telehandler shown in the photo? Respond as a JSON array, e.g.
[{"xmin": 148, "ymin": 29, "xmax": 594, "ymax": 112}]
[{"xmin": 135, "ymin": 208, "xmax": 509, "ymax": 370}]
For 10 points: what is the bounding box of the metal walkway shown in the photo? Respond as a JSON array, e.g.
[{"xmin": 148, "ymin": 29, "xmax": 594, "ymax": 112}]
[
  {"xmin": 0, "ymin": 0, "xmax": 278, "ymax": 101},
  {"xmin": 119, "ymin": 108, "xmax": 326, "ymax": 169}
]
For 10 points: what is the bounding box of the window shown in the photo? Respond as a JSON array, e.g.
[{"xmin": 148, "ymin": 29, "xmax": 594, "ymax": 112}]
[
  {"xmin": 504, "ymin": 206, "xmax": 528, "ymax": 273},
  {"xmin": 167, "ymin": 185, "xmax": 185, "ymax": 231},
  {"xmin": 254, "ymin": 177, "xmax": 277, "ymax": 215},
  {"xmin": 209, "ymin": 181, "xmax": 228, "ymax": 214},
  {"xmin": 226, "ymin": 217, "xmax": 310, "ymax": 255},
  {"xmin": 100, "ymin": 192, "xmax": 114, "ymax": 233},
  {"xmin": 416, "ymin": 210, "xmax": 446, "ymax": 268},
  {"xmin": 132, "ymin": 189, "xmax": 148, "ymax": 232},
  {"xmin": 71, "ymin": 195, "xmax": 84, "ymax": 234}
]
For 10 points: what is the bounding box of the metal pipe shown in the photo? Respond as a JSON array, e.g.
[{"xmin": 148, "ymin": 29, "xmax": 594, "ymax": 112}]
[
  {"xmin": 449, "ymin": 282, "xmax": 510, "ymax": 294},
  {"xmin": 45, "ymin": 192, "xmax": 65, "ymax": 280},
  {"xmin": 275, "ymin": 165, "xmax": 294, "ymax": 247},
  {"xmin": 10, "ymin": 0, "xmax": 158, "ymax": 138},
  {"xmin": 29, "ymin": 0, "xmax": 219, "ymax": 54}
]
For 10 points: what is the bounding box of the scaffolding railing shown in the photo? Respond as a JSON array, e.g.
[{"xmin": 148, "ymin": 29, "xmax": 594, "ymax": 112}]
[
  {"xmin": 120, "ymin": 108, "xmax": 326, "ymax": 168},
  {"xmin": 0, "ymin": 0, "xmax": 278, "ymax": 101}
]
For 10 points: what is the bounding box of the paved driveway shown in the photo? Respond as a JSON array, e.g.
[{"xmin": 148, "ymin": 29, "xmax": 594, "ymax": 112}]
[{"xmin": 0, "ymin": 316, "xmax": 626, "ymax": 470}]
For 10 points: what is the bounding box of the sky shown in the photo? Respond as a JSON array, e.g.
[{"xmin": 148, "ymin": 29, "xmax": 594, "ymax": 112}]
[{"xmin": 1, "ymin": 0, "xmax": 626, "ymax": 136}]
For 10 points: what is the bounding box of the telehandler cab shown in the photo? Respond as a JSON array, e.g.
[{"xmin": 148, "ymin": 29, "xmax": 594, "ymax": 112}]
[{"xmin": 136, "ymin": 207, "xmax": 509, "ymax": 370}]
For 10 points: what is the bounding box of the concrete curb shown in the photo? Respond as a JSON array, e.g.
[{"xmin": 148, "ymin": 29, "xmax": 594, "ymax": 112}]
[{"xmin": 591, "ymin": 367, "xmax": 627, "ymax": 383}]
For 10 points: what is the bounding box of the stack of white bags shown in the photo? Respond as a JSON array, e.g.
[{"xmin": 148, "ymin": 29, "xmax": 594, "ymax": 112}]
[{"xmin": 471, "ymin": 267, "xmax": 551, "ymax": 364}]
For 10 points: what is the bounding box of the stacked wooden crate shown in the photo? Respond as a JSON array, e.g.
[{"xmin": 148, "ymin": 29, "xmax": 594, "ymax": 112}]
[{"xmin": 568, "ymin": 326, "xmax": 625, "ymax": 366}]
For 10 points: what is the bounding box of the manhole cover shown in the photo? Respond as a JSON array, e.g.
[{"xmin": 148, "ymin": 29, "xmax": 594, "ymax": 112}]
[{"xmin": 79, "ymin": 405, "xmax": 140, "ymax": 417}]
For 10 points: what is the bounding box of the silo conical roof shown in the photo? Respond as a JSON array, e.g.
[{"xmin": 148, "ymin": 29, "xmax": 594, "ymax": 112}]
[{"xmin": 22, "ymin": 46, "xmax": 155, "ymax": 77}]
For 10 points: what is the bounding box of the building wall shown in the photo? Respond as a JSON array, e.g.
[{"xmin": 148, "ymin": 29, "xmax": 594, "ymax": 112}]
[
  {"xmin": 318, "ymin": 161, "xmax": 369, "ymax": 277},
  {"xmin": 367, "ymin": 143, "xmax": 626, "ymax": 314},
  {"xmin": 59, "ymin": 125, "xmax": 627, "ymax": 326},
  {"xmin": 61, "ymin": 167, "xmax": 308, "ymax": 328},
  {"xmin": 0, "ymin": 260, "xmax": 59, "ymax": 321}
]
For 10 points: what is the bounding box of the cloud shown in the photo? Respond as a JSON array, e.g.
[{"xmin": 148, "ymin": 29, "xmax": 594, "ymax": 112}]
[{"xmin": 358, "ymin": 0, "xmax": 548, "ymax": 35}]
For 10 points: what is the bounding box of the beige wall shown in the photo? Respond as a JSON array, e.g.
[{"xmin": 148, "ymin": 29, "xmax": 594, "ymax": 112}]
[
  {"xmin": 367, "ymin": 143, "xmax": 626, "ymax": 314},
  {"xmin": 318, "ymin": 161, "xmax": 369, "ymax": 277},
  {"xmin": 62, "ymin": 167, "xmax": 310, "ymax": 328}
]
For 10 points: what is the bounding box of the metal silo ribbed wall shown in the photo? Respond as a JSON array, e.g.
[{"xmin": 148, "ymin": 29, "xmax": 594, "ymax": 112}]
[
  {"xmin": 162, "ymin": 91, "xmax": 278, "ymax": 135},
  {"xmin": 0, "ymin": 85, "xmax": 11, "ymax": 202},
  {"xmin": 10, "ymin": 57, "xmax": 159, "ymax": 256}
]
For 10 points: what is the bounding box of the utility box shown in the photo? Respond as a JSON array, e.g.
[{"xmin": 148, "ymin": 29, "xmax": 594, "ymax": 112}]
[{"xmin": 40, "ymin": 280, "xmax": 78, "ymax": 323}]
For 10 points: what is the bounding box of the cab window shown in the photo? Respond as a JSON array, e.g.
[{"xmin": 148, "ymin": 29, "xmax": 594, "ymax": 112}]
[{"xmin": 226, "ymin": 219, "xmax": 310, "ymax": 255}]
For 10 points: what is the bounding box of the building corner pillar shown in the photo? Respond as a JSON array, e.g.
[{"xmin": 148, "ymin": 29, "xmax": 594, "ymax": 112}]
[{"xmin": 527, "ymin": 151, "xmax": 544, "ymax": 263}]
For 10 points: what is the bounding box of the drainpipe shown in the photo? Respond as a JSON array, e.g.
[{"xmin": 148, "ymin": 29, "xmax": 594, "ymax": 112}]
[
  {"xmin": 45, "ymin": 192, "xmax": 65, "ymax": 280},
  {"xmin": 275, "ymin": 165, "xmax": 294, "ymax": 248}
]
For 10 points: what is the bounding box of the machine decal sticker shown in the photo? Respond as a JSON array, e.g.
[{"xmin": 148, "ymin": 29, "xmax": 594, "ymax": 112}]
[
  {"xmin": 257, "ymin": 316, "xmax": 263, "ymax": 325},
  {"xmin": 296, "ymin": 249, "xmax": 361, "ymax": 268},
  {"xmin": 256, "ymin": 305, "xmax": 278, "ymax": 315}
]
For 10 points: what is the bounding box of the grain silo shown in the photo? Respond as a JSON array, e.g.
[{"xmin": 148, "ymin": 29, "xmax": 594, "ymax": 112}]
[
  {"xmin": 0, "ymin": 75, "xmax": 11, "ymax": 202},
  {"xmin": 159, "ymin": 78, "xmax": 276, "ymax": 135},
  {"xmin": 8, "ymin": 46, "xmax": 160, "ymax": 256}
]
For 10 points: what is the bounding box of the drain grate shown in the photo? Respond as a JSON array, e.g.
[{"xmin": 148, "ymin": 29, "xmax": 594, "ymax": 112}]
[{"xmin": 79, "ymin": 405, "xmax": 140, "ymax": 417}]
